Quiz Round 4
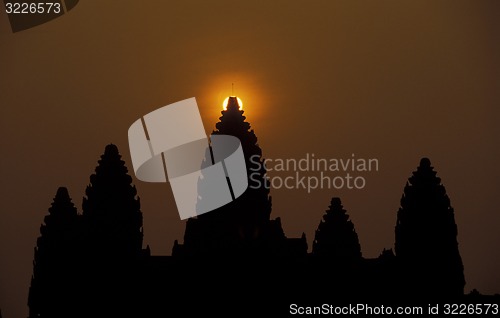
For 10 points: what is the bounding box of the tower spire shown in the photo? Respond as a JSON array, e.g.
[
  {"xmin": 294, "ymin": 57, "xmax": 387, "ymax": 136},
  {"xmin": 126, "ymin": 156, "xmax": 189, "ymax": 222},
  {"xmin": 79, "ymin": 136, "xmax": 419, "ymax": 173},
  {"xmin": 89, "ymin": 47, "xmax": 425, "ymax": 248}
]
[{"xmin": 232, "ymin": 83, "xmax": 234, "ymax": 96}]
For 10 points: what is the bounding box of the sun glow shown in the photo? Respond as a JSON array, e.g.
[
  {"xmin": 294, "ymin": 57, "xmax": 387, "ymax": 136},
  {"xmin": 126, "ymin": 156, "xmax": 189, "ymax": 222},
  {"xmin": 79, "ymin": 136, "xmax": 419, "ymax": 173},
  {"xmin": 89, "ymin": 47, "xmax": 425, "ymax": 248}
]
[{"xmin": 222, "ymin": 96, "xmax": 243, "ymax": 110}]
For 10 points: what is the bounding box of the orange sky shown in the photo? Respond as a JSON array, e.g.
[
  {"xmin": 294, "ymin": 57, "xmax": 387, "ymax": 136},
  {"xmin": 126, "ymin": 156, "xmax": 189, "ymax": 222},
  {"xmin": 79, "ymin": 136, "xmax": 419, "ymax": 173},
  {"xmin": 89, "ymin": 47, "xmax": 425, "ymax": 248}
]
[{"xmin": 1, "ymin": 1, "xmax": 499, "ymax": 317}]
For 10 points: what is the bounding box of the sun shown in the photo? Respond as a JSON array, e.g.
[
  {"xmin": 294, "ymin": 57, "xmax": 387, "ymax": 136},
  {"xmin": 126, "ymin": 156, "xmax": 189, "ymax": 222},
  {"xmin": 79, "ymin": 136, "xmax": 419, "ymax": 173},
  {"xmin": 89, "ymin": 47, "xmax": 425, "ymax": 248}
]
[{"xmin": 222, "ymin": 97, "xmax": 243, "ymax": 110}]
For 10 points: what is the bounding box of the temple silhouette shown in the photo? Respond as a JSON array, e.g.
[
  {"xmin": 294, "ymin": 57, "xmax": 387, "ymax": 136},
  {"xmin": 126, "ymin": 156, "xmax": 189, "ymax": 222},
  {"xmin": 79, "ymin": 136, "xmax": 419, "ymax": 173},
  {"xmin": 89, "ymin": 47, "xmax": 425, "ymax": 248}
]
[{"xmin": 28, "ymin": 96, "xmax": 492, "ymax": 317}]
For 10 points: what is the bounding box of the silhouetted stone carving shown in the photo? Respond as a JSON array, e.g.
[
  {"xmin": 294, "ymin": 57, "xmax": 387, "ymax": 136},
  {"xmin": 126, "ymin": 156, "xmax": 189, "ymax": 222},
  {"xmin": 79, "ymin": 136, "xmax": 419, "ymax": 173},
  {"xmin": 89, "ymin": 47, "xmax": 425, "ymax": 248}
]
[
  {"xmin": 28, "ymin": 187, "xmax": 80, "ymax": 318},
  {"xmin": 27, "ymin": 119, "xmax": 477, "ymax": 316},
  {"xmin": 78, "ymin": 144, "xmax": 145, "ymax": 316},
  {"xmin": 312, "ymin": 197, "xmax": 362, "ymax": 261},
  {"xmin": 28, "ymin": 146, "xmax": 146, "ymax": 318},
  {"xmin": 395, "ymin": 158, "xmax": 465, "ymax": 297},
  {"xmin": 82, "ymin": 144, "xmax": 143, "ymax": 258},
  {"xmin": 175, "ymin": 97, "xmax": 303, "ymax": 257}
]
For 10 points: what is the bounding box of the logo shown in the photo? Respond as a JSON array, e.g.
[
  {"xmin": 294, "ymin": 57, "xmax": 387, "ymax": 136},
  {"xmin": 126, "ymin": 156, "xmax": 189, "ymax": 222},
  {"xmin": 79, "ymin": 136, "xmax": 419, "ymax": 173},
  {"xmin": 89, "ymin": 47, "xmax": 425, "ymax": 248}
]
[{"xmin": 128, "ymin": 98, "xmax": 248, "ymax": 220}]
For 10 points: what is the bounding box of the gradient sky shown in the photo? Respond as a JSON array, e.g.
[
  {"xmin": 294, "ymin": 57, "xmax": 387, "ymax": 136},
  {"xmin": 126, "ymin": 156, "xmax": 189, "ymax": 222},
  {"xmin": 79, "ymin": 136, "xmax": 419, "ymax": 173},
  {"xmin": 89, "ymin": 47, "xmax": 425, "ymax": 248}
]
[{"xmin": 1, "ymin": 1, "xmax": 499, "ymax": 317}]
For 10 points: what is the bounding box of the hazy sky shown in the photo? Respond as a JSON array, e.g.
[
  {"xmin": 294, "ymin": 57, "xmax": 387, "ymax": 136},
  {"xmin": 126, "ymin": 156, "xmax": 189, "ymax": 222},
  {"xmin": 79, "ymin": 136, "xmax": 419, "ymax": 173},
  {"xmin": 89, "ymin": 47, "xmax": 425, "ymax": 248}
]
[{"xmin": 1, "ymin": 1, "xmax": 499, "ymax": 317}]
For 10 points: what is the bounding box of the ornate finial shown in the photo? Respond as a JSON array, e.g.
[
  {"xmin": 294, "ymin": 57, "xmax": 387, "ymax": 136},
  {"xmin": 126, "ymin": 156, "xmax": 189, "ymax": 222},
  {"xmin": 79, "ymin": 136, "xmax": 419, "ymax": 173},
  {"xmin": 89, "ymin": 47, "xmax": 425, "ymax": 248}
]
[{"xmin": 419, "ymin": 157, "xmax": 431, "ymax": 168}]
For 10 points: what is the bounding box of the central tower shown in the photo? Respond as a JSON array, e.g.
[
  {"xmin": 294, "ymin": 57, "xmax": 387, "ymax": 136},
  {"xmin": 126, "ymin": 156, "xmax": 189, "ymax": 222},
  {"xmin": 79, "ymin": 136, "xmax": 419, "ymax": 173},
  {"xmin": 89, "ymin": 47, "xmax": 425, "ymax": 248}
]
[{"xmin": 173, "ymin": 96, "xmax": 303, "ymax": 256}]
